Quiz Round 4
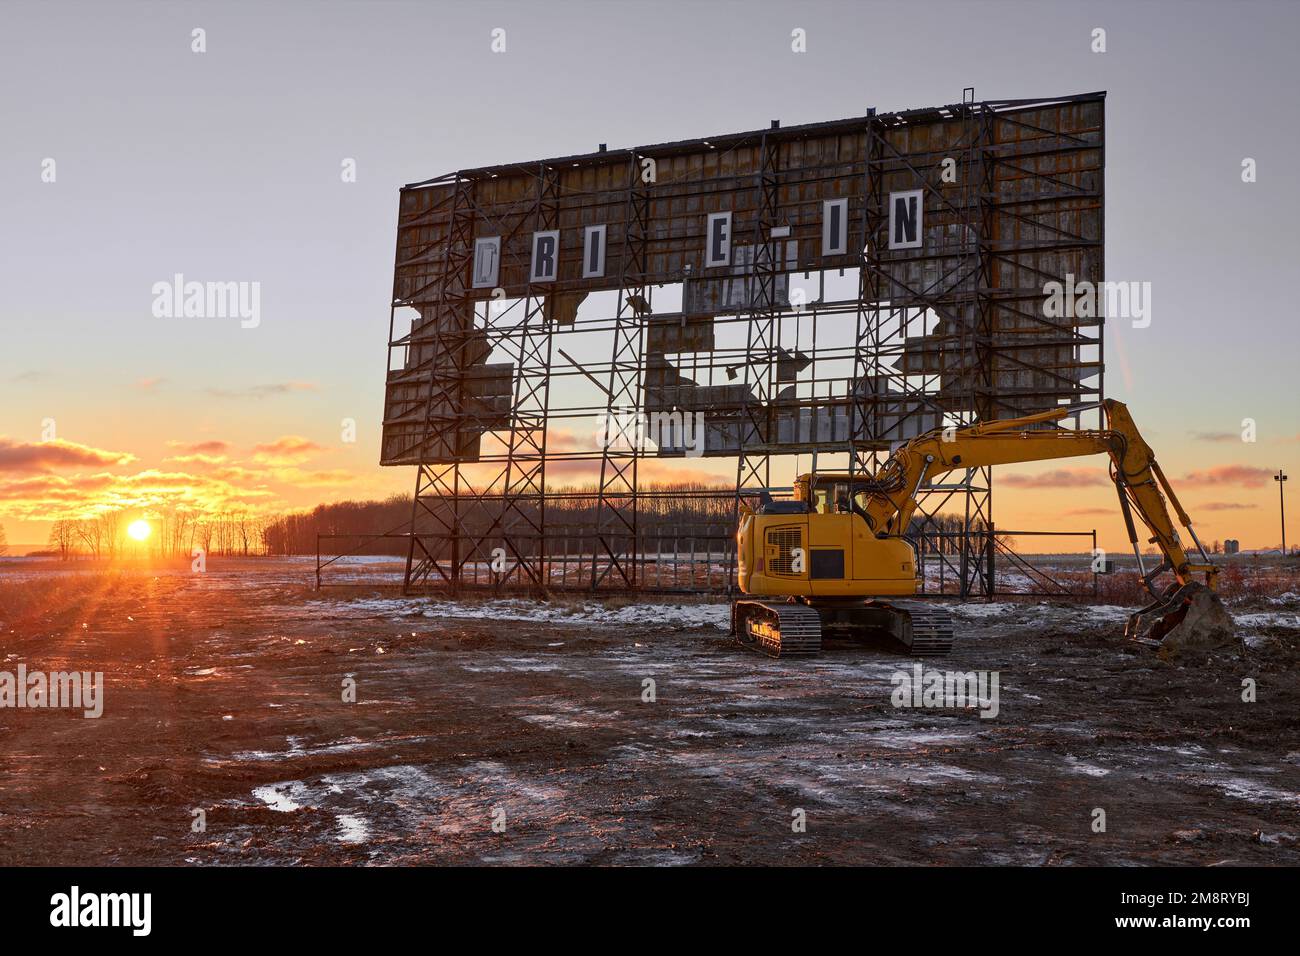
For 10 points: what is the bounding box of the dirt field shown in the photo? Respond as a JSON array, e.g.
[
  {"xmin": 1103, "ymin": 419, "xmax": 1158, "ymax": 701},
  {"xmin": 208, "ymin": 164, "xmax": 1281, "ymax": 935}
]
[{"xmin": 1, "ymin": 557, "xmax": 1297, "ymax": 865}]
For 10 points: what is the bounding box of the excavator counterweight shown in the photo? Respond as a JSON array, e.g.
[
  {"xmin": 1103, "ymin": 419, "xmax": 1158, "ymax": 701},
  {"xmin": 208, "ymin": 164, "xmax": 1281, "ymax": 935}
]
[{"xmin": 732, "ymin": 400, "xmax": 1237, "ymax": 659}]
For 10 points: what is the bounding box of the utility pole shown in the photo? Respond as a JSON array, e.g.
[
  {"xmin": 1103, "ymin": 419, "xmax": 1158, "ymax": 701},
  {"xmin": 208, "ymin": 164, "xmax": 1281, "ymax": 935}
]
[{"xmin": 1276, "ymin": 470, "xmax": 1289, "ymax": 556}]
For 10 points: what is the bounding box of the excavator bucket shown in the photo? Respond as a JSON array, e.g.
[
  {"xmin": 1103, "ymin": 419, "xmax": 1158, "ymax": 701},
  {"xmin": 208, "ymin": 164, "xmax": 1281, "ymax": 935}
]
[{"xmin": 1124, "ymin": 582, "xmax": 1239, "ymax": 659}]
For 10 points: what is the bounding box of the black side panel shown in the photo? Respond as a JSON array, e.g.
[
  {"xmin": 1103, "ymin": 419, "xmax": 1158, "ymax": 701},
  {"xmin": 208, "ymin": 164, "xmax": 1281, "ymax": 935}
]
[{"xmin": 810, "ymin": 548, "xmax": 845, "ymax": 579}]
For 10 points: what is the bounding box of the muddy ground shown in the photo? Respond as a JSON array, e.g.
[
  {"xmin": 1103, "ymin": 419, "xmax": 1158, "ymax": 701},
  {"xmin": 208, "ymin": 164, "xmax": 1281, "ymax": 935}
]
[{"xmin": 1, "ymin": 558, "xmax": 1297, "ymax": 865}]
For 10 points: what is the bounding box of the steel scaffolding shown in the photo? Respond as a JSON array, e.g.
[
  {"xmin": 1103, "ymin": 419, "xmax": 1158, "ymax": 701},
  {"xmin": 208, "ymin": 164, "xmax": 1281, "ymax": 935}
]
[{"xmin": 382, "ymin": 92, "xmax": 1106, "ymax": 596}]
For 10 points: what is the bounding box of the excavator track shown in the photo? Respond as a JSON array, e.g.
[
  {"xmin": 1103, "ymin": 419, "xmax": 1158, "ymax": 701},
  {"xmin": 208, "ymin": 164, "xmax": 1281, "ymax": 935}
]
[
  {"xmin": 733, "ymin": 601, "xmax": 822, "ymax": 658},
  {"xmin": 732, "ymin": 599, "xmax": 954, "ymax": 658},
  {"xmin": 885, "ymin": 601, "xmax": 955, "ymax": 657}
]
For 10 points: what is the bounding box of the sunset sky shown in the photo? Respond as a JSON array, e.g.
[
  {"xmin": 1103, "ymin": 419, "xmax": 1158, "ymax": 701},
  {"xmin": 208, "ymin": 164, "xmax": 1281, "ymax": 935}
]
[{"xmin": 1, "ymin": 0, "xmax": 1297, "ymax": 552}]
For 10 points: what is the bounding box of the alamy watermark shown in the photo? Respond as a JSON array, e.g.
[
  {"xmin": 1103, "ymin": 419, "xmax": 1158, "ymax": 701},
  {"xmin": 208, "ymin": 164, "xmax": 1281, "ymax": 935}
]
[
  {"xmin": 890, "ymin": 664, "xmax": 999, "ymax": 719},
  {"xmin": 597, "ymin": 407, "xmax": 705, "ymax": 457},
  {"xmin": 1043, "ymin": 273, "xmax": 1150, "ymax": 328},
  {"xmin": 50, "ymin": 886, "xmax": 150, "ymax": 936},
  {"xmin": 151, "ymin": 273, "xmax": 261, "ymax": 328},
  {"xmin": 0, "ymin": 665, "xmax": 103, "ymax": 718}
]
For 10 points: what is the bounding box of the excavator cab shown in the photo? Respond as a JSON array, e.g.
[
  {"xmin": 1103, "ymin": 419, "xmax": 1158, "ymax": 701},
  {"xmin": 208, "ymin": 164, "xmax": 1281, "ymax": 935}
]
[
  {"xmin": 738, "ymin": 472, "xmax": 919, "ymax": 600},
  {"xmin": 793, "ymin": 473, "xmax": 871, "ymax": 515}
]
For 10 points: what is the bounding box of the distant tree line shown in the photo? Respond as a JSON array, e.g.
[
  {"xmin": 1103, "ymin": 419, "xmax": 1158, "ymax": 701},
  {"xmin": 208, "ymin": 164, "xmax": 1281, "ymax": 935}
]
[
  {"xmin": 42, "ymin": 508, "xmax": 277, "ymax": 560},
  {"xmin": 264, "ymin": 483, "xmax": 996, "ymax": 558},
  {"xmin": 262, "ymin": 494, "xmax": 412, "ymax": 555},
  {"xmin": 262, "ymin": 484, "xmax": 741, "ymax": 556},
  {"xmin": 31, "ymin": 482, "xmax": 1005, "ymax": 560}
]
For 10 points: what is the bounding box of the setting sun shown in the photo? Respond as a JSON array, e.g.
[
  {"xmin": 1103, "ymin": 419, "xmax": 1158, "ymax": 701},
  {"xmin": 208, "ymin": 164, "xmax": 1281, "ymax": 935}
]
[{"xmin": 127, "ymin": 520, "xmax": 151, "ymax": 542}]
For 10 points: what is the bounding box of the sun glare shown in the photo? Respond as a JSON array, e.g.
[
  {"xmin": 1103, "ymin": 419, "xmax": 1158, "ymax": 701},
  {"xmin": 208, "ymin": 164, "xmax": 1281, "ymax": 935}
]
[{"xmin": 127, "ymin": 520, "xmax": 151, "ymax": 542}]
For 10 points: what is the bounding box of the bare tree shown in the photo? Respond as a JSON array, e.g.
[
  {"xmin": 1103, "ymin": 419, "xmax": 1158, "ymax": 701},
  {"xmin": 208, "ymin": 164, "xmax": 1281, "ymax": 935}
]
[
  {"xmin": 153, "ymin": 506, "xmax": 195, "ymax": 559},
  {"xmin": 236, "ymin": 513, "xmax": 252, "ymax": 556},
  {"xmin": 47, "ymin": 520, "xmax": 78, "ymax": 560},
  {"xmin": 75, "ymin": 519, "xmax": 103, "ymax": 559},
  {"xmin": 196, "ymin": 520, "xmax": 215, "ymax": 556},
  {"xmin": 98, "ymin": 510, "xmax": 123, "ymax": 559}
]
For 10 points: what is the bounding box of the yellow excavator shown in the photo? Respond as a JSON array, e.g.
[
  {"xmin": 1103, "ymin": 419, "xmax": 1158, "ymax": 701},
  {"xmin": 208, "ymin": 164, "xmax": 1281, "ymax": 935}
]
[{"xmin": 733, "ymin": 399, "xmax": 1235, "ymax": 658}]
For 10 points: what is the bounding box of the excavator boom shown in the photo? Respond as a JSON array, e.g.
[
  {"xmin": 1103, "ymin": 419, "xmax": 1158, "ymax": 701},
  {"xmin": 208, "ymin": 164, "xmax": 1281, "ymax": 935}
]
[{"xmin": 856, "ymin": 400, "xmax": 1217, "ymax": 594}]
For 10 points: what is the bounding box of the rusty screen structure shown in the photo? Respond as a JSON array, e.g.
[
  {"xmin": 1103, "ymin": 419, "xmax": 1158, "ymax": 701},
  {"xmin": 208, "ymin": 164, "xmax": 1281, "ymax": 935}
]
[{"xmin": 382, "ymin": 90, "xmax": 1105, "ymax": 595}]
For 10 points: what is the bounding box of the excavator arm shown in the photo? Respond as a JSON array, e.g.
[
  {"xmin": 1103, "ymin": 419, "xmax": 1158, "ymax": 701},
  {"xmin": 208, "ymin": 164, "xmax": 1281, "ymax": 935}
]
[
  {"xmin": 857, "ymin": 399, "xmax": 1219, "ymax": 596},
  {"xmin": 733, "ymin": 399, "xmax": 1236, "ymax": 658}
]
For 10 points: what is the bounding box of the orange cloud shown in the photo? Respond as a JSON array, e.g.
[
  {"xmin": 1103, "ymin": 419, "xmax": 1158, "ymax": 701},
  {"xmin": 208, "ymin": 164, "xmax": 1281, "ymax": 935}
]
[
  {"xmin": 637, "ymin": 460, "xmax": 732, "ymax": 486},
  {"xmin": 210, "ymin": 465, "xmax": 272, "ymax": 483},
  {"xmin": 206, "ymin": 381, "xmax": 317, "ymax": 399},
  {"xmin": 168, "ymin": 439, "xmax": 230, "ymax": 455},
  {"xmin": 1180, "ymin": 465, "xmax": 1274, "ymax": 487},
  {"xmin": 268, "ymin": 468, "xmax": 356, "ymax": 487},
  {"xmin": 0, "ymin": 437, "xmax": 136, "ymax": 474},
  {"xmin": 0, "ymin": 469, "xmax": 274, "ymax": 521},
  {"xmin": 535, "ymin": 459, "xmax": 601, "ymax": 482},
  {"xmin": 441, "ymin": 455, "xmax": 730, "ymax": 493},
  {"xmin": 546, "ymin": 429, "xmax": 583, "ymax": 452},
  {"xmin": 251, "ymin": 436, "xmax": 325, "ymax": 464},
  {"xmin": 166, "ymin": 453, "xmax": 229, "ymax": 466},
  {"xmin": 1198, "ymin": 501, "xmax": 1258, "ymax": 511},
  {"xmin": 1000, "ymin": 467, "xmax": 1106, "ymax": 489}
]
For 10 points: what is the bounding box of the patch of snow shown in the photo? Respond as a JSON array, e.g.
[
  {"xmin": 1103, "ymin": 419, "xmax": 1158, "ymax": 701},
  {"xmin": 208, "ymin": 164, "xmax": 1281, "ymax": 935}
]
[
  {"xmin": 1202, "ymin": 776, "xmax": 1300, "ymax": 805},
  {"xmin": 232, "ymin": 736, "xmax": 374, "ymax": 762},
  {"xmin": 948, "ymin": 602, "xmax": 1020, "ymax": 619},
  {"xmin": 312, "ymin": 596, "xmax": 730, "ymax": 630},
  {"xmin": 1233, "ymin": 610, "xmax": 1300, "ymax": 629},
  {"xmin": 336, "ymin": 813, "xmax": 370, "ymax": 844},
  {"xmin": 1063, "ymin": 756, "xmax": 1111, "ymax": 777},
  {"xmin": 298, "ymin": 554, "xmax": 404, "ymax": 565},
  {"xmin": 252, "ymin": 783, "xmax": 305, "ymax": 812}
]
